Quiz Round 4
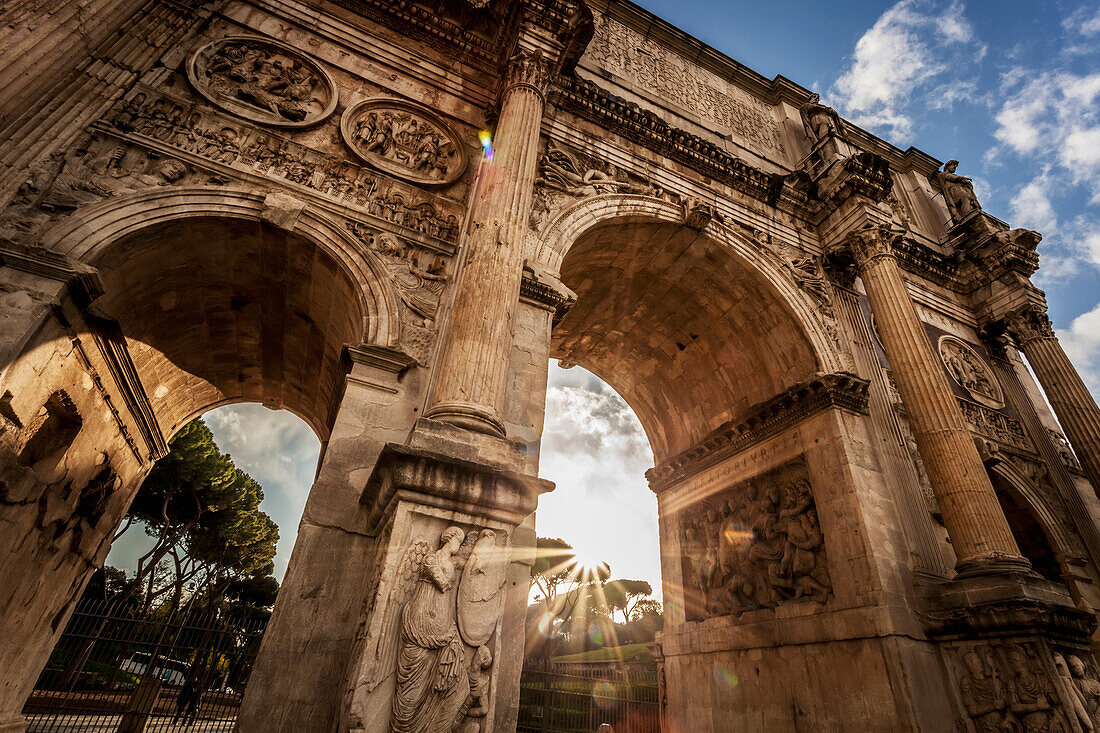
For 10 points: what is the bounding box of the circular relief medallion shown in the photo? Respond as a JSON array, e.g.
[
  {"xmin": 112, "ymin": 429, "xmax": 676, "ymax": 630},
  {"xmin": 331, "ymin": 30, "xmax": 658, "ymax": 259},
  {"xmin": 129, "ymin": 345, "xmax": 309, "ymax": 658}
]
[
  {"xmin": 187, "ymin": 36, "xmax": 338, "ymax": 128},
  {"xmin": 938, "ymin": 335, "xmax": 1004, "ymax": 409},
  {"xmin": 340, "ymin": 98, "xmax": 468, "ymax": 187}
]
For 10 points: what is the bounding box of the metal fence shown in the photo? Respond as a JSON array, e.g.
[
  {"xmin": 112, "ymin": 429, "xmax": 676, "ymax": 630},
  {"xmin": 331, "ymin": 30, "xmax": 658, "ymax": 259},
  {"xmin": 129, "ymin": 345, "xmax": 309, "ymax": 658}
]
[
  {"xmin": 22, "ymin": 600, "xmax": 266, "ymax": 733},
  {"xmin": 518, "ymin": 660, "xmax": 661, "ymax": 733}
]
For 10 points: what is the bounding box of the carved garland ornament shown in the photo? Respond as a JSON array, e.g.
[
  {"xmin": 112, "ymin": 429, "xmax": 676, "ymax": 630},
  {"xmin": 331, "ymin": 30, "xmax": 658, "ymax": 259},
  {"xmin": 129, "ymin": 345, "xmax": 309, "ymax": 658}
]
[
  {"xmin": 341, "ymin": 99, "xmax": 468, "ymax": 187},
  {"xmin": 187, "ymin": 37, "xmax": 338, "ymax": 128},
  {"xmin": 938, "ymin": 335, "xmax": 1004, "ymax": 409}
]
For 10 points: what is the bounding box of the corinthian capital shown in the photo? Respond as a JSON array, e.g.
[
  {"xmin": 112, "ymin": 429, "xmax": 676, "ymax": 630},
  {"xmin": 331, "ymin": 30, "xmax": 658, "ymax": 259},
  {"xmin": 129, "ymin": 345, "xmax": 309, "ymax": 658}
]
[
  {"xmin": 1004, "ymin": 305, "xmax": 1056, "ymax": 347},
  {"xmin": 504, "ymin": 48, "xmax": 554, "ymax": 97},
  {"xmin": 840, "ymin": 223, "xmax": 901, "ymax": 269}
]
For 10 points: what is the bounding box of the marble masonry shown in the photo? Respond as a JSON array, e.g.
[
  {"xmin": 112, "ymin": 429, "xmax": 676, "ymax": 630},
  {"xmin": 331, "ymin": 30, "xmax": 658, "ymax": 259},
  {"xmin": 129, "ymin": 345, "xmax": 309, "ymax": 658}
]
[{"xmin": 2, "ymin": 0, "xmax": 1100, "ymax": 731}]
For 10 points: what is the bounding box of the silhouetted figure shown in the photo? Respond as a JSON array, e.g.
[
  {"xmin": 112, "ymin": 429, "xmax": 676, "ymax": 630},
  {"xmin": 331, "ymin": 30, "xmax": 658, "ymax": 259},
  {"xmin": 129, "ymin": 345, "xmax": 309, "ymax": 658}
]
[{"xmin": 172, "ymin": 677, "xmax": 202, "ymax": 727}]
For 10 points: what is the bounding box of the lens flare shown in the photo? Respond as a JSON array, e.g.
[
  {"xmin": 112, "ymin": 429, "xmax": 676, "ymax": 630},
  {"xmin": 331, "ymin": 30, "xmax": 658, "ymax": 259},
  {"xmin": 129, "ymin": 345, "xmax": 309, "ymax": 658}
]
[
  {"xmin": 592, "ymin": 679, "xmax": 616, "ymax": 709},
  {"xmin": 587, "ymin": 621, "xmax": 605, "ymax": 646},
  {"xmin": 478, "ymin": 129, "xmax": 493, "ymax": 159},
  {"xmin": 537, "ymin": 612, "xmax": 561, "ymax": 638},
  {"xmin": 714, "ymin": 665, "xmax": 739, "ymax": 688}
]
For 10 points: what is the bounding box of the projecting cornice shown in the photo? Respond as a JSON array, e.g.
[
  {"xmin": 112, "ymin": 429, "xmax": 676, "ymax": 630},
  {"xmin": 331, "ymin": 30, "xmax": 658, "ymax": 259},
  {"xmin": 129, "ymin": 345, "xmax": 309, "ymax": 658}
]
[{"xmin": 646, "ymin": 372, "xmax": 870, "ymax": 492}]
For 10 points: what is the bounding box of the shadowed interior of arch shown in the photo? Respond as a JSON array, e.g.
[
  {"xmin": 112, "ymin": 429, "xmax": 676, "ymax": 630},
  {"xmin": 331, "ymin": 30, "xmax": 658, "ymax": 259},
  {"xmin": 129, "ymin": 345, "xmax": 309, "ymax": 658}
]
[
  {"xmin": 550, "ymin": 219, "xmax": 821, "ymax": 462},
  {"xmin": 91, "ymin": 217, "xmax": 365, "ymax": 441}
]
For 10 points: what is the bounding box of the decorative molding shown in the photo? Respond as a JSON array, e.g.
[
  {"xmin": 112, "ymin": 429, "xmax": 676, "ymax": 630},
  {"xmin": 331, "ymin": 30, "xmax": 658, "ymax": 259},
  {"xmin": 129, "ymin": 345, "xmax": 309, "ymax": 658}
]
[
  {"xmin": 646, "ymin": 372, "xmax": 870, "ymax": 491},
  {"xmin": 0, "ymin": 242, "xmax": 103, "ymax": 307},
  {"xmin": 187, "ymin": 36, "xmax": 338, "ymax": 128},
  {"xmin": 547, "ymin": 75, "xmax": 780, "ymax": 208},
  {"xmin": 362, "ymin": 443, "xmax": 553, "ymax": 532},
  {"xmin": 84, "ymin": 311, "xmax": 169, "ymax": 460},
  {"xmin": 519, "ymin": 261, "xmax": 575, "ymax": 323},
  {"xmin": 503, "ymin": 48, "xmax": 554, "ymax": 97},
  {"xmin": 344, "ymin": 343, "xmax": 418, "ymax": 374},
  {"xmin": 340, "ymin": 98, "xmax": 469, "ymax": 187}
]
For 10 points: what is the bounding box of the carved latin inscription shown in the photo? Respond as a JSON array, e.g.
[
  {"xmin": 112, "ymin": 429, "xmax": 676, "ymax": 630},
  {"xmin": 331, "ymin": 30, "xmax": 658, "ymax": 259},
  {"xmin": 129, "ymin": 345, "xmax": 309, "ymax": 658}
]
[
  {"xmin": 584, "ymin": 12, "xmax": 784, "ymax": 157},
  {"xmin": 341, "ymin": 99, "xmax": 468, "ymax": 187},
  {"xmin": 187, "ymin": 37, "xmax": 338, "ymax": 128},
  {"xmin": 679, "ymin": 458, "xmax": 830, "ymax": 622}
]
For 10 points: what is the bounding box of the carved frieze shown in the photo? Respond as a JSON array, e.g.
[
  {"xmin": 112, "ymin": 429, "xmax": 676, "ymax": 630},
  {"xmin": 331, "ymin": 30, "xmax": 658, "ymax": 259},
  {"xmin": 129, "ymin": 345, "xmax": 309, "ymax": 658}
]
[
  {"xmin": 187, "ymin": 37, "xmax": 338, "ymax": 128},
  {"xmin": 678, "ymin": 457, "xmax": 831, "ymax": 621},
  {"xmin": 939, "ymin": 335, "xmax": 1004, "ymax": 409},
  {"xmin": 957, "ymin": 398, "xmax": 1030, "ymax": 453},
  {"xmin": 1048, "ymin": 430, "xmax": 1084, "ymax": 474},
  {"xmin": 341, "ymin": 99, "xmax": 468, "ymax": 187}
]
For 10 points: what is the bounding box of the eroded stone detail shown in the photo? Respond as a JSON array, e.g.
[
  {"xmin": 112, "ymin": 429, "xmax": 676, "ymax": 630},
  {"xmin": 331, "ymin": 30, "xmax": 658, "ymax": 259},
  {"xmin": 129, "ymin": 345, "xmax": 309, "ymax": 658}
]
[
  {"xmin": 585, "ymin": 12, "xmax": 784, "ymax": 156},
  {"xmin": 187, "ymin": 36, "xmax": 338, "ymax": 127},
  {"xmin": 361, "ymin": 526, "xmax": 510, "ymax": 732},
  {"xmin": 939, "ymin": 335, "xmax": 1004, "ymax": 409},
  {"xmin": 933, "ymin": 159, "xmax": 982, "ymax": 226},
  {"xmin": 679, "ymin": 458, "xmax": 830, "ymax": 621},
  {"xmin": 341, "ymin": 99, "xmax": 468, "ymax": 186}
]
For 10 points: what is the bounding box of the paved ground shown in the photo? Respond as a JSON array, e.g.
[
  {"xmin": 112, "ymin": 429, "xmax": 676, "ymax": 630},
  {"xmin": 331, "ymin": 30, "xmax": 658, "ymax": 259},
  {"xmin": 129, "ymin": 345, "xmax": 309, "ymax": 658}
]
[{"xmin": 25, "ymin": 714, "xmax": 235, "ymax": 733}]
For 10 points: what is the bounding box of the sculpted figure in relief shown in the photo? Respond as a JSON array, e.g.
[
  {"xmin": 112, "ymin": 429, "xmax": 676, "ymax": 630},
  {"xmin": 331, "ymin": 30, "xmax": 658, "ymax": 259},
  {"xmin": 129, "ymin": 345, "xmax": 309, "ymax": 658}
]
[
  {"xmin": 934, "ymin": 159, "xmax": 982, "ymax": 224},
  {"xmin": 799, "ymin": 93, "xmax": 843, "ymax": 144},
  {"xmin": 1069, "ymin": 655, "xmax": 1100, "ymax": 730},
  {"xmin": 959, "ymin": 648, "xmax": 1014, "ymax": 732},
  {"xmin": 1005, "ymin": 644, "xmax": 1066, "ymax": 732},
  {"xmin": 679, "ymin": 462, "xmax": 831, "ymax": 621},
  {"xmin": 391, "ymin": 526, "xmax": 468, "ymax": 733}
]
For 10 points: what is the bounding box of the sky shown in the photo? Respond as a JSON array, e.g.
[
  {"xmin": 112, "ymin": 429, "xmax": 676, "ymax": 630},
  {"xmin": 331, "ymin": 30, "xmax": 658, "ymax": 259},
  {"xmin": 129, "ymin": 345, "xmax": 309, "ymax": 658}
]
[{"xmin": 112, "ymin": 0, "xmax": 1100, "ymax": 603}]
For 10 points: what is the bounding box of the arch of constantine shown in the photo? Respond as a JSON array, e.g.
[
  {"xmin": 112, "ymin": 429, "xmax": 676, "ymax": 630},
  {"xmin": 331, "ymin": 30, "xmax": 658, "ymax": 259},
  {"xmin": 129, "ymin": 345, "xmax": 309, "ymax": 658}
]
[{"xmin": 2, "ymin": 0, "xmax": 1100, "ymax": 730}]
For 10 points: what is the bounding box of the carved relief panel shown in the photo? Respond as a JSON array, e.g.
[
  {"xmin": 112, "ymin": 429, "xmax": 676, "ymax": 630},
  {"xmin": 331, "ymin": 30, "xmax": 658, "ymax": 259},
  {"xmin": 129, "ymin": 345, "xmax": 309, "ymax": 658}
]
[
  {"xmin": 678, "ymin": 457, "xmax": 831, "ymax": 622},
  {"xmin": 341, "ymin": 99, "xmax": 468, "ymax": 187},
  {"xmin": 944, "ymin": 641, "xmax": 1084, "ymax": 733},
  {"xmin": 352, "ymin": 520, "xmax": 511, "ymax": 733},
  {"xmin": 187, "ymin": 37, "xmax": 338, "ymax": 127},
  {"xmin": 938, "ymin": 335, "xmax": 1004, "ymax": 409}
]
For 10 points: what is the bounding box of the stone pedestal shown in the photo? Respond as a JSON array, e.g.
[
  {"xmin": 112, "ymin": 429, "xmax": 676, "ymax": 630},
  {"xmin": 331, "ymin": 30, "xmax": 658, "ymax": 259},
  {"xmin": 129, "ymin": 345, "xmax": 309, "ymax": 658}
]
[{"xmin": 342, "ymin": 418, "xmax": 551, "ymax": 733}]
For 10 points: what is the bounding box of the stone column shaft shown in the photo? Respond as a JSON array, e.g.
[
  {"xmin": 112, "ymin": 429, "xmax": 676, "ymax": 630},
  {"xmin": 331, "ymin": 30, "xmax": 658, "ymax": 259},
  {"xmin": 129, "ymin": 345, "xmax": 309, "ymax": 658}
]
[
  {"xmin": 425, "ymin": 49, "xmax": 551, "ymax": 436},
  {"xmin": 846, "ymin": 226, "xmax": 1026, "ymax": 574},
  {"xmin": 1008, "ymin": 307, "xmax": 1100, "ymax": 496}
]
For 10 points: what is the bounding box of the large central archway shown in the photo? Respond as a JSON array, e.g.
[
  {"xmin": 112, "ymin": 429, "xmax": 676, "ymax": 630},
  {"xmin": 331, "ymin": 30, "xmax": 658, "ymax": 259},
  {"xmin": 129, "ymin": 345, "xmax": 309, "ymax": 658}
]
[{"xmin": 551, "ymin": 216, "xmax": 821, "ymax": 461}]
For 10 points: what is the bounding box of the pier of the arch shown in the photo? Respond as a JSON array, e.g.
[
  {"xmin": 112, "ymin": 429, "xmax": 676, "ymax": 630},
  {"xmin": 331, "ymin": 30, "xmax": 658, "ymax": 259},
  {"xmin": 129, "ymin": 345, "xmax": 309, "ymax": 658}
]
[{"xmin": 3, "ymin": 0, "xmax": 1100, "ymax": 731}]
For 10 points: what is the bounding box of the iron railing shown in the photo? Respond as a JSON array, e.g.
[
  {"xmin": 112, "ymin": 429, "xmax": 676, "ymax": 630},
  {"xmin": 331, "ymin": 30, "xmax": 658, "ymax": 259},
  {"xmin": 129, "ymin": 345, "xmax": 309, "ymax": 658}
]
[
  {"xmin": 518, "ymin": 659, "xmax": 661, "ymax": 733},
  {"xmin": 22, "ymin": 599, "xmax": 266, "ymax": 733}
]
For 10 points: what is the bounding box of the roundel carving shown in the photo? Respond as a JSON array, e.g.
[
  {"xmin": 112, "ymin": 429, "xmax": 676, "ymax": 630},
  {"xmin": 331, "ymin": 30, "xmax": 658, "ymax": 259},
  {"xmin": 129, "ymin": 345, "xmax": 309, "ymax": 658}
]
[
  {"xmin": 938, "ymin": 335, "xmax": 1004, "ymax": 409},
  {"xmin": 187, "ymin": 36, "xmax": 338, "ymax": 128},
  {"xmin": 340, "ymin": 98, "xmax": 468, "ymax": 187}
]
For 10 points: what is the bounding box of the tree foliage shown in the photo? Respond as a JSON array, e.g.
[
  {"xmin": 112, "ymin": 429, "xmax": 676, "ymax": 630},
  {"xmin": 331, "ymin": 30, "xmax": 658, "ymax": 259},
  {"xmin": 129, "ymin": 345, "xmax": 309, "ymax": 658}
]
[{"xmin": 115, "ymin": 419, "xmax": 279, "ymax": 613}]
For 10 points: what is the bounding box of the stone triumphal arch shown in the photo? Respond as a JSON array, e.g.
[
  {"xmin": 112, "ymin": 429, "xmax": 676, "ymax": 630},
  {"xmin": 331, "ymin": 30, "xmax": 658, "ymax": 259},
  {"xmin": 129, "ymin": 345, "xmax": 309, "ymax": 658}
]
[{"xmin": 3, "ymin": 0, "xmax": 1100, "ymax": 730}]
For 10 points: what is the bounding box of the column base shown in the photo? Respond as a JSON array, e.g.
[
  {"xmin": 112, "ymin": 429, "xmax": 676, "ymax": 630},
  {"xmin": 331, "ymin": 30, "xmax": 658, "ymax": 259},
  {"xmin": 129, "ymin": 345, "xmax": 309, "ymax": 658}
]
[
  {"xmin": 423, "ymin": 400, "xmax": 506, "ymax": 437},
  {"xmin": 954, "ymin": 551, "xmax": 1034, "ymax": 578}
]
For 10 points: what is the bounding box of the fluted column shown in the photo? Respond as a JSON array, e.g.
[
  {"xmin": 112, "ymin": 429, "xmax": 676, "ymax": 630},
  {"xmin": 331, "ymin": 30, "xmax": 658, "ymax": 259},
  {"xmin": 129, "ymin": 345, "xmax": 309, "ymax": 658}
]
[
  {"xmin": 425, "ymin": 49, "xmax": 552, "ymax": 436},
  {"xmin": 840, "ymin": 224, "xmax": 1028, "ymax": 575},
  {"xmin": 1006, "ymin": 305, "xmax": 1100, "ymax": 496}
]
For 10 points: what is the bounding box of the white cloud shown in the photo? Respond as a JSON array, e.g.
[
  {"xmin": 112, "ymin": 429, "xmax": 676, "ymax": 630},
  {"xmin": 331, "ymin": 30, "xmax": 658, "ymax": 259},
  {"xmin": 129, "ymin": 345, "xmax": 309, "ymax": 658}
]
[
  {"xmin": 1010, "ymin": 173, "xmax": 1059, "ymax": 233},
  {"xmin": 536, "ymin": 364, "xmax": 662, "ymax": 597},
  {"xmin": 830, "ymin": 0, "xmax": 984, "ymax": 141},
  {"xmin": 1058, "ymin": 302, "xmax": 1100, "ymax": 399},
  {"xmin": 1063, "ymin": 6, "xmax": 1100, "ymax": 37}
]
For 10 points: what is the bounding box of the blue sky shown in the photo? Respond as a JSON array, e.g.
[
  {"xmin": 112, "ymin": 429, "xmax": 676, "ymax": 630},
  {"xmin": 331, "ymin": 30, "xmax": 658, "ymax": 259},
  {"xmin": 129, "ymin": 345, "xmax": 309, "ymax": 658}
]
[{"xmin": 112, "ymin": 0, "xmax": 1100, "ymax": 600}]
